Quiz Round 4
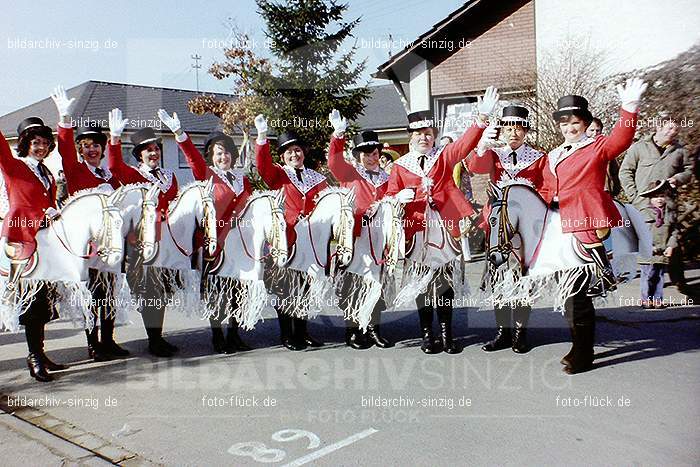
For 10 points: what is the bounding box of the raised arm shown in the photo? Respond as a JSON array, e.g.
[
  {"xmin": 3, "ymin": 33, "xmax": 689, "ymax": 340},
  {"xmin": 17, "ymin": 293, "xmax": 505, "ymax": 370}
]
[
  {"xmin": 441, "ymin": 86, "xmax": 498, "ymax": 167},
  {"xmin": 157, "ymin": 109, "xmax": 208, "ymax": 180},
  {"xmin": 600, "ymin": 78, "xmax": 647, "ymax": 161},
  {"xmin": 254, "ymin": 114, "xmax": 285, "ymax": 189},
  {"xmin": 0, "ymin": 130, "xmax": 17, "ymax": 174},
  {"xmin": 50, "ymin": 85, "xmax": 81, "ymax": 172},
  {"xmin": 326, "ymin": 109, "xmax": 357, "ymax": 183}
]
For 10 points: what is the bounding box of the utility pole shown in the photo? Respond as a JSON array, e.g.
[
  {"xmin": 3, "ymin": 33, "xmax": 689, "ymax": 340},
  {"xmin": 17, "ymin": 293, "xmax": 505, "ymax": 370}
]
[{"xmin": 191, "ymin": 54, "xmax": 202, "ymax": 92}]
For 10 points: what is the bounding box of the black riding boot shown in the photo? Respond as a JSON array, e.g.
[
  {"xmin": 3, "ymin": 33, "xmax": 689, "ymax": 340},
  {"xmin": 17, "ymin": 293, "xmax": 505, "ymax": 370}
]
[
  {"xmin": 210, "ymin": 318, "xmax": 227, "ymax": 354},
  {"xmin": 563, "ymin": 292, "xmax": 596, "ymax": 374},
  {"xmin": 85, "ymin": 327, "xmax": 109, "ymax": 362},
  {"xmin": 101, "ymin": 315, "xmax": 129, "ymax": 357},
  {"xmin": 367, "ymin": 301, "xmax": 392, "ymax": 348},
  {"xmin": 437, "ymin": 307, "xmax": 461, "ymax": 354},
  {"xmin": 225, "ymin": 318, "xmax": 252, "ymax": 352},
  {"xmin": 586, "ymin": 245, "xmax": 617, "ymax": 297},
  {"xmin": 482, "ymin": 307, "xmax": 512, "ymax": 352},
  {"xmin": 25, "ymin": 320, "xmax": 52, "ymax": 382},
  {"xmin": 295, "ymin": 317, "xmax": 324, "ymax": 347},
  {"xmin": 418, "ymin": 307, "xmax": 439, "ymax": 354},
  {"xmin": 512, "ymin": 305, "xmax": 531, "ymax": 354},
  {"xmin": 142, "ymin": 307, "xmax": 173, "ymax": 357},
  {"xmin": 345, "ymin": 322, "xmax": 371, "ymax": 349},
  {"xmin": 277, "ymin": 310, "xmax": 305, "ymax": 351},
  {"xmin": 37, "ymin": 321, "xmax": 68, "ymax": 371}
]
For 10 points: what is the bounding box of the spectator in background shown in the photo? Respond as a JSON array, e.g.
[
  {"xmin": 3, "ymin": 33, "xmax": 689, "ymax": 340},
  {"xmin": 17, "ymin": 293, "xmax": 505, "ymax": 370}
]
[
  {"xmin": 379, "ymin": 146, "xmax": 398, "ymax": 174},
  {"xmin": 55, "ymin": 169, "xmax": 68, "ymax": 207},
  {"xmin": 619, "ymin": 118, "xmax": 694, "ymax": 286},
  {"xmin": 439, "ymin": 135, "xmax": 454, "ymax": 146},
  {"xmin": 637, "ymin": 181, "xmax": 679, "ymax": 309},
  {"xmin": 588, "ymin": 117, "xmax": 622, "ymax": 197},
  {"xmin": 619, "ymin": 118, "xmax": 693, "ymax": 213}
]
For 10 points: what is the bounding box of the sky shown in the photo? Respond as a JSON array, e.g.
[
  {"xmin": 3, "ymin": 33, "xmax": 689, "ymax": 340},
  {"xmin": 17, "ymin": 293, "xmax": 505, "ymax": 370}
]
[
  {"xmin": 1, "ymin": 0, "xmax": 698, "ymax": 117},
  {"xmin": 0, "ymin": 0, "xmax": 464, "ymax": 115}
]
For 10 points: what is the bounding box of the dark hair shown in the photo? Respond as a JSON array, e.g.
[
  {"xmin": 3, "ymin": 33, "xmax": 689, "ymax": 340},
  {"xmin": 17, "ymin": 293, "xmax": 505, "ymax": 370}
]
[
  {"xmin": 557, "ymin": 111, "xmax": 592, "ymax": 127},
  {"xmin": 590, "ymin": 117, "xmax": 603, "ymax": 128},
  {"xmin": 76, "ymin": 137, "xmax": 106, "ymax": 159},
  {"xmin": 207, "ymin": 138, "xmax": 239, "ymax": 165},
  {"xmin": 440, "ymin": 135, "xmax": 454, "ymax": 144},
  {"xmin": 16, "ymin": 127, "xmax": 55, "ymax": 157},
  {"xmin": 380, "ymin": 152, "xmax": 394, "ymax": 163}
]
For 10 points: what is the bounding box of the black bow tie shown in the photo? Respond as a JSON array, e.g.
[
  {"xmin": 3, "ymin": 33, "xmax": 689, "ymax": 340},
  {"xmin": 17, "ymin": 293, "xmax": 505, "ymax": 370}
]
[
  {"xmin": 564, "ymin": 145, "xmax": 572, "ymax": 152},
  {"xmin": 418, "ymin": 155, "xmax": 427, "ymax": 170},
  {"xmin": 225, "ymin": 171, "xmax": 236, "ymax": 185},
  {"xmin": 37, "ymin": 162, "xmax": 51, "ymax": 185},
  {"xmin": 510, "ymin": 151, "xmax": 517, "ymax": 165},
  {"xmin": 294, "ymin": 168, "xmax": 303, "ymax": 182},
  {"xmin": 95, "ymin": 167, "xmax": 105, "ymax": 178},
  {"xmin": 367, "ymin": 170, "xmax": 379, "ymax": 180}
]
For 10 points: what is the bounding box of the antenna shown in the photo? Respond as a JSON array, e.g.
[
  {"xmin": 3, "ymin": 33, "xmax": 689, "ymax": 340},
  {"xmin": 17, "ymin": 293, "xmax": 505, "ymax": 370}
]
[{"xmin": 191, "ymin": 54, "xmax": 202, "ymax": 92}]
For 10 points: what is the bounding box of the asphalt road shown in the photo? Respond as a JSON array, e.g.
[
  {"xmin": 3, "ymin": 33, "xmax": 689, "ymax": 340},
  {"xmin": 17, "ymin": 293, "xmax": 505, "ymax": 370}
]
[{"xmin": 1, "ymin": 270, "xmax": 699, "ymax": 466}]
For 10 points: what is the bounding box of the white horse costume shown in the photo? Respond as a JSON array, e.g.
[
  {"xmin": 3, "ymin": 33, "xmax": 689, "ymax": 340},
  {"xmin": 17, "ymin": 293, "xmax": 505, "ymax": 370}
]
[
  {"xmin": 202, "ymin": 190, "xmax": 287, "ymax": 329},
  {"xmin": 0, "ymin": 187, "xmax": 126, "ymax": 331},
  {"xmin": 136, "ymin": 179, "xmax": 218, "ymax": 316},
  {"xmin": 393, "ymin": 179, "xmax": 471, "ymax": 309},
  {"xmin": 87, "ymin": 183, "xmax": 160, "ymax": 324},
  {"xmin": 485, "ymin": 182, "xmax": 651, "ymax": 311},
  {"xmin": 272, "ymin": 187, "xmax": 355, "ymax": 318},
  {"xmin": 337, "ymin": 195, "xmax": 404, "ymax": 330}
]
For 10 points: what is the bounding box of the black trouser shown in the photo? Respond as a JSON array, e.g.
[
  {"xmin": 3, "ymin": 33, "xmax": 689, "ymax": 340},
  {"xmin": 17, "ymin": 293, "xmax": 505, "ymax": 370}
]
[
  {"xmin": 19, "ymin": 283, "xmax": 56, "ymax": 355},
  {"xmin": 416, "ymin": 271, "xmax": 454, "ymax": 322},
  {"xmin": 134, "ymin": 267, "xmax": 172, "ymax": 341},
  {"xmin": 88, "ymin": 268, "xmax": 117, "ymax": 342}
]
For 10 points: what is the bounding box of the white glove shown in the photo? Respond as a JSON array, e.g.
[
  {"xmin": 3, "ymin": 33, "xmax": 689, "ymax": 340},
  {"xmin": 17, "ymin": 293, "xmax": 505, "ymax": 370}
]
[
  {"xmin": 396, "ymin": 188, "xmax": 415, "ymax": 204},
  {"xmin": 50, "ymin": 85, "xmax": 76, "ymax": 119},
  {"xmin": 476, "ymin": 125, "xmax": 499, "ymax": 156},
  {"xmin": 108, "ymin": 108, "xmax": 129, "ymax": 137},
  {"xmin": 617, "ymin": 77, "xmax": 648, "ymax": 113},
  {"xmin": 329, "ymin": 109, "xmax": 347, "ymax": 136},
  {"xmin": 45, "ymin": 207, "xmax": 60, "ymax": 219},
  {"xmin": 157, "ymin": 109, "xmax": 181, "ymax": 133},
  {"xmin": 477, "ymin": 86, "xmax": 500, "ymax": 116},
  {"xmin": 254, "ymin": 114, "xmax": 268, "ymax": 141}
]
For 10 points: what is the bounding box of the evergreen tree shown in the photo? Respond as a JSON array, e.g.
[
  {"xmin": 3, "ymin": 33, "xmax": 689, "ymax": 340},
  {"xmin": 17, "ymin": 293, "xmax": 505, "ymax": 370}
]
[{"xmin": 255, "ymin": 0, "xmax": 370, "ymax": 172}]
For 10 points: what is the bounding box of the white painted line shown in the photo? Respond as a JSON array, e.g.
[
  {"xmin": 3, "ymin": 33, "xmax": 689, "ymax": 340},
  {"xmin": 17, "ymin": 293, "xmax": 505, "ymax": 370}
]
[{"xmin": 281, "ymin": 428, "xmax": 378, "ymax": 467}]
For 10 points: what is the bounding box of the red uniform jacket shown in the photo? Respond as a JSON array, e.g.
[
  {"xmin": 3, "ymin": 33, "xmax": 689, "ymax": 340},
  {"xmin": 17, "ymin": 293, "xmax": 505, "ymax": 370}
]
[
  {"xmin": 545, "ymin": 109, "xmax": 637, "ymax": 233},
  {"xmin": 178, "ymin": 135, "xmax": 252, "ymax": 254},
  {"xmin": 107, "ymin": 141, "xmax": 178, "ymax": 222},
  {"xmin": 0, "ymin": 131, "xmax": 57, "ymax": 259},
  {"xmin": 57, "ymin": 126, "xmax": 120, "ymax": 195},
  {"xmin": 386, "ymin": 124, "xmax": 484, "ymax": 242},
  {"xmin": 255, "ymin": 141, "xmax": 328, "ymax": 245},
  {"xmin": 467, "ymin": 144, "xmax": 551, "ymax": 230},
  {"xmin": 327, "ymin": 135, "xmax": 388, "ymax": 238}
]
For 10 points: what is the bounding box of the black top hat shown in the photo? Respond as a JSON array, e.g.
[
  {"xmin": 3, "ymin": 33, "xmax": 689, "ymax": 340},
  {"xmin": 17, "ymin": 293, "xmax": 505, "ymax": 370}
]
[
  {"xmin": 203, "ymin": 131, "xmax": 237, "ymax": 158},
  {"xmin": 639, "ymin": 179, "xmax": 672, "ymax": 198},
  {"xmin": 406, "ymin": 111, "xmax": 436, "ymax": 132},
  {"xmin": 17, "ymin": 117, "xmax": 52, "ymax": 138},
  {"xmin": 552, "ymin": 95, "xmax": 593, "ymax": 122},
  {"xmin": 500, "ymin": 105, "xmax": 530, "ymax": 127},
  {"xmin": 130, "ymin": 127, "xmax": 162, "ymax": 157},
  {"xmin": 75, "ymin": 121, "xmax": 107, "ymax": 146},
  {"xmin": 352, "ymin": 130, "xmax": 383, "ymax": 155},
  {"xmin": 277, "ymin": 131, "xmax": 305, "ymax": 155}
]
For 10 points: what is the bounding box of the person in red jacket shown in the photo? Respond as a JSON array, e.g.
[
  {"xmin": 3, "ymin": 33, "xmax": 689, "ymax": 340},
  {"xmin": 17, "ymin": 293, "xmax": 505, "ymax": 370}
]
[
  {"xmin": 547, "ymin": 78, "xmax": 647, "ymax": 374},
  {"xmin": 51, "ymin": 86, "xmax": 128, "ymax": 363},
  {"xmin": 107, "ymin": 108, "xmax": 180, "ymax": 357},
  {"xmin": 386, "ymin": 86, "xmax": 500, "ymax": 354},
  {"xmin": 254, "ymin": 114, "xmax": 327, "ymax": 351},
  {"xmin": 1, "ymin": 117, "xmax": 67, "ymax": 382},
  {"xmin": 464, "ymin": 105, "xmax": 549, "ymax": 354},
  {"xmin": 547, "ymin": 78, "xmax": 646, "ymax": 298},
  {"xmin": 158, "ymin": 109, "xmax": 253, "ymax": 354},
  {"xmin": 326, "ymin": 110, "xmax": 392, "ymax": 349}
]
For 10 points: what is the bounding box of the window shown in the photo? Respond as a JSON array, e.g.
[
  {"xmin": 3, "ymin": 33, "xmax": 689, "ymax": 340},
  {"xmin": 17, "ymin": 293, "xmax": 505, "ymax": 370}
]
[{"xmin": 178, "ymin": 145, "xmax": 206, "ymax": 169}]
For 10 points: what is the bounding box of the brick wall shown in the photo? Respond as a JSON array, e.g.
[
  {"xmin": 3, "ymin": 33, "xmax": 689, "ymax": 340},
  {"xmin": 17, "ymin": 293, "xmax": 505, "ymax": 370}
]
[{"xmin": 430, "ymin": 1, "xmax": 536, "ymax": 96}]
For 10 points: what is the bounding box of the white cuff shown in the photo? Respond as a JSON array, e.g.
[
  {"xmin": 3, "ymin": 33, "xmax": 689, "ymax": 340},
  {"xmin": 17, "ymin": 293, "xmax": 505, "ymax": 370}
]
[
  {"xmin": 476, "ymin": 120, "xmax": 488, "ymax": 129},
  {"xmin": 256, "ymin": 138, "xmax": 267, "ymax": 146},
  {"xmin": 333, "ymin": 131, "xmax": 345, "ymax": 139},
  {"xmin": 175, "ymin": 131, "xmax": 188, "ymax": 143},
  {"xmin": 621, "ymin": 102, "xmax": 639, "ymax": 113},
  {"xmin": 58, "ymin": 121, "xmax": 72, "ymax": 129}
]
